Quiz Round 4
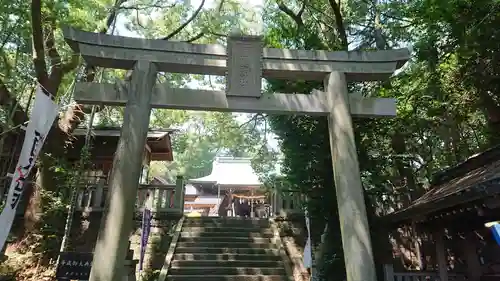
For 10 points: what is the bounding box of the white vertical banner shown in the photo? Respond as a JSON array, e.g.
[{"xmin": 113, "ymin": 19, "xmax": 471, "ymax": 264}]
[
  {"xmin": 304, "ymin": 208, "xmax": 312, "ymax": 269},
  {"xmin": 0, "ymin": 86, "xmax": 59, "ymax": 251}
]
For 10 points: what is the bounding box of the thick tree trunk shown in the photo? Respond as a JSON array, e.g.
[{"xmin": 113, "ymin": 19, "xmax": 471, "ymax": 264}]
[
  {"xmin": 478, "ymin": 90, "xmax": 500, "ymax": 145},
  {"xmin": 24, "ymin": 154, "xmax": 59, "ymax": 232},
  {"xmin": 19, "ymin": 0, "xmax": 123, "ymax": 233},
  {"xmin": 391, "ymin": 133, "xmax": 419, "ymax": 204},
  {"xmin": 315, "ymin": 215, "xmax": 346, "ymax": 281},
  {"xmin": 390, "ymin": 133, "xmax": 424, "ymax": 272},
  {"xmin": 21, "ymin": 99, "xmax": 79, "ymax": 231}
]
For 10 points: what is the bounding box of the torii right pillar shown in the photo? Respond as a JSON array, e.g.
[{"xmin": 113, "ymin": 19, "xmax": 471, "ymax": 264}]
[{"xmin": 326, "ymin": 71, "xmax": 377, "ymax": 281}]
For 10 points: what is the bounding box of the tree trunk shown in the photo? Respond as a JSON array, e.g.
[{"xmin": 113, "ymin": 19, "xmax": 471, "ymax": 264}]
[
  {"xmin": 23, "ymin": 154, "xmax": 60, "ymax": 233},
  {"xmin": 315, "ymin": 216, "xmax": 346, "ymax": 281},
  {"xmin": 478, "ymin": 90, "xmax": 500, "ymax": 145},
  {"xmin": 391, "ymin": 132, "xmax": 419, "ymax": 204},
  {"xmin": 19, "ymin": 0, "xmax": 124, "ymax": 234}
]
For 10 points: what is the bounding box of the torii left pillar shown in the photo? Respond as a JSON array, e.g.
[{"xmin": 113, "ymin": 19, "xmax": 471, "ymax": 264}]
[{"xmin": 89, "ymin": 61, "xmax": 157, "ymax": 281}]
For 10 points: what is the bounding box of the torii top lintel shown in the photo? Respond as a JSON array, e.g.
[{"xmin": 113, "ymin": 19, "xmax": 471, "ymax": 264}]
[{"xmin": 62, "ymin": 26, "xmax": 410, "ymax": 82}]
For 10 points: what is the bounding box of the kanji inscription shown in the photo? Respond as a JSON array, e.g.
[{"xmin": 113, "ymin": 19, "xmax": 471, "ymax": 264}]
[{"xmin": 226, "ymin": 35, "xmax": 262, "ymax": 98}]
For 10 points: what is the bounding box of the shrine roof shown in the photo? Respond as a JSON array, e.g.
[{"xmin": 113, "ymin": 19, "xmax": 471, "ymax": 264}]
[
  {"xmin": 151, "ymin": 176, "xmax": 202, "ymax": 194},
  {"xmin": 73, "ymin": 127, "xmax": 175, "ymax": 141},
  {"xmin": 188, "ymin": 157, "xmax": 262, "ymax": 187},
  {"xmin": 73, "ymin": 127, "xmax": 175, "ymax": 161},
  {"xmin": 385, "ymin": 145, "xmax": 500, "ymax": 223}
]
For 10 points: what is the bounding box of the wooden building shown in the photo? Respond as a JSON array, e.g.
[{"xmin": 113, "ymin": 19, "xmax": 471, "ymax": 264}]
[
  {"xmin": 0, "ymin": 127, "xmax": 176, "ymax": 211},
  {"xmin": 70, "ymin": 127, "xmax": 185, "ymax": 215},
  {"xmin": 383, "ymin": 145, "xmax": 500, "ymax": 281},
  {"xmin": 187, "ymin": 157, "xmax": 268, "ymax": 217},
  {"xmin": 69, "ymin": 127, "xmax": 174, "ymax": 178}
]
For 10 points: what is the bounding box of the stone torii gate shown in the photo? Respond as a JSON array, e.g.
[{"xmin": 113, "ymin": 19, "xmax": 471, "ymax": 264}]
[{"xmin": 63, "ymin": 27, "xmax": 409, "ymax": 281}]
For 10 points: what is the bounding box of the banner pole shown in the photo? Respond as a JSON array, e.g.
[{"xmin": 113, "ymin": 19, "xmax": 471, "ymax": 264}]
[{"xmin": 58, "ymin": 105, "xmax": 97, "ymax": 260}]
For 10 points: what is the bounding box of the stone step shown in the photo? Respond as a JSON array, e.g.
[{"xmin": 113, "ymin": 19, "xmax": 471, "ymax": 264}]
[
  {"xmin": 180, "ymin": 229, "xmax": 274, "ymax": 238},
  {"xmin": 168, "ymin": 266, "xmax": 286, "ymax": 275},
  {"xmin": 171, "ymin": 260, "xmax": 283, "ymax": 268},
  {"xmin": 181, "ymin": 223, "xmax": 269, "ymax": 230},
  {"xmin": 173, "ymin": 253, "xmax": 281, "ymax": 261},
  {"xmin": 177, "ymin": 242, "xmax": 276, "ymax": 249},
  {"xmin": 175, "ymin": 247, "xmax": 280, "ymax": 255},
  {"xmin": 184, "ymin": 217, "xmax": 269, "ymax": 222},
  {"xmin": 183, "ymin": 218, "xmax": 270, "ymax": 228},
  {"xmin": 181, "ymin": 226, "xmax": 273, "ymax": 232},
  {"xmin": 167, "ymin": 275, "xmax": 287, "ymax": 281},
  {"xmin": 178, "ymin": 236, "xmax": 273, "ymax": 244}
]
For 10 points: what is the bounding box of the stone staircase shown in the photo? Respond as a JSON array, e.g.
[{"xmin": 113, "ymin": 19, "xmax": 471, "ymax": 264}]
[{"xmin": 166, "ymin": 217, "xmax": 290, "ymax": 281}]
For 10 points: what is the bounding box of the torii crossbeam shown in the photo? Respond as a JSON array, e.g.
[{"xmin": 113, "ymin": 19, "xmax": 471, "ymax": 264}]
[
  {"xmin": 62, "ymin": 26, "xmax": 410, "ymax": 281},
  {"xmin": 74, "ymin": 83, "xmax": 397, "ymax": 117}
]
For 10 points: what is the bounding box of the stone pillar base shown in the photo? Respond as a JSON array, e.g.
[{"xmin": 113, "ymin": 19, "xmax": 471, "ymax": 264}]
[{"xmin": 123, "ymin": 259, "xmax": 138, "ymax": 281}]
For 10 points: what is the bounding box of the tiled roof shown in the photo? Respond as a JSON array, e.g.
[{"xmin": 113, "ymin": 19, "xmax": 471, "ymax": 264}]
[
  {"xmin": 188, "ymin": 157, "xmax": 262, "ymax": 186},
  {"xmin": 386, "ymin": 145, "xmax": 500, "ymax": 223},
  {"xmin": 73, "ymin": 128, "xmax": 174, "ymax": 139}
]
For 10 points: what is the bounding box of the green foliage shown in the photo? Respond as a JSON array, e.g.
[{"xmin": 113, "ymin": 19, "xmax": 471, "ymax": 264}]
[
  {"xmin": 149, "ymin": 112, "xmax": 263, "ymax": 182},
  {"xmin": 0, "ymin": 262, "xmax": 16, "ymax": 279},
  {"xmin": 0, "ymin": 0, "xmax": 265, "ymax": 278},
  {"xmin": 10, "ymin": 142, "xmax": 94, "ymax": 261},
  {"xmin": 138, "ymin": 269, "xmax": 160, "ymax": 281},
  {"xmin": 34, "ymin": 197, "xmax": 67, "ymax": 256},
  {"xmin": 257, "ymin": 0, "xmax": 500, "ymax": 280},
  {"xmin": 3, "ymin": 0, "xmax": 500, "ymax": 279}
]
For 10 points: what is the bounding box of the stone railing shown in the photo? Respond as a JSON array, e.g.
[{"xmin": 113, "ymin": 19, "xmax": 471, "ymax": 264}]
[
  {"xmin": 271, "ymin": 190, "xmax": 304, "ymax": 217},
  {"xmin": 383, "ymin": 264, "xmax": 467, "ymax": 281},
  {"xmin": 75, "ymin": 176, "xmax": 185, "ymax": 214}
]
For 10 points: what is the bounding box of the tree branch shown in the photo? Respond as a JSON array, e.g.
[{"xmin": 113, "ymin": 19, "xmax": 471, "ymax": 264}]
[
  {"xmin": 61, "ymin": 54, "xmax": 80, "ymax": 73},
  {"xmin": 119, "ymin": 3, "xmax": 177, "ymax": 11},
  {"xmin": 103, "ymin": 0, "xmax": 127, "ymax": 33},
  {"xmin": 238, "ymin": 114, "xmax": 265, "ymax": 130},
  {"xmin": 30, "ymin": 0, "xmax": 49, "ymax": 88},
  {"xmin": 82, "ymin": 0, "xmax": 126, "ymax": 83},
  {"xmin": 216, "ymin": 0, "xmax": 226, "ymax": 14},
  {"xmin": 183, "ymin": 30, "xmax": 228, "ymax": 43},
  {"xmin": 162, "ymin": 0, "xmax": 206, "ymax": 40},
  {"xmin": 185, "ymin": 32, "xmax": 205, "ymax": 42},
  {"xmin": 276, "ymin": 1, "xmax": 304, "ymax": 28},
  {"xmin": 298, "ymin": 0, "xmax": 307, "ymax": 18},
  {"xmin": 382, "ymin": 12, "xmax": 413, "ymax": 24},
  {"xmin": 44, "ymin": 14, "xmax": 68, "ymax": 95},
  {"xmin": 307, "ymin": 4, "xmax": 336, "ymax": 25},
  {"xmin": 45, "ymin": 17, "xmax": 61, "ymax": 77},
  {"xmin": 52, "ymin": 0, "xmax": 127, "ymax": 140},
  {"xmin": 328, "ymin": 0, "xmax": 349, "ymax": 49},
  {"xmin": 171, "ymin": 0, "xmax": 226, "ymax": 43}
]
